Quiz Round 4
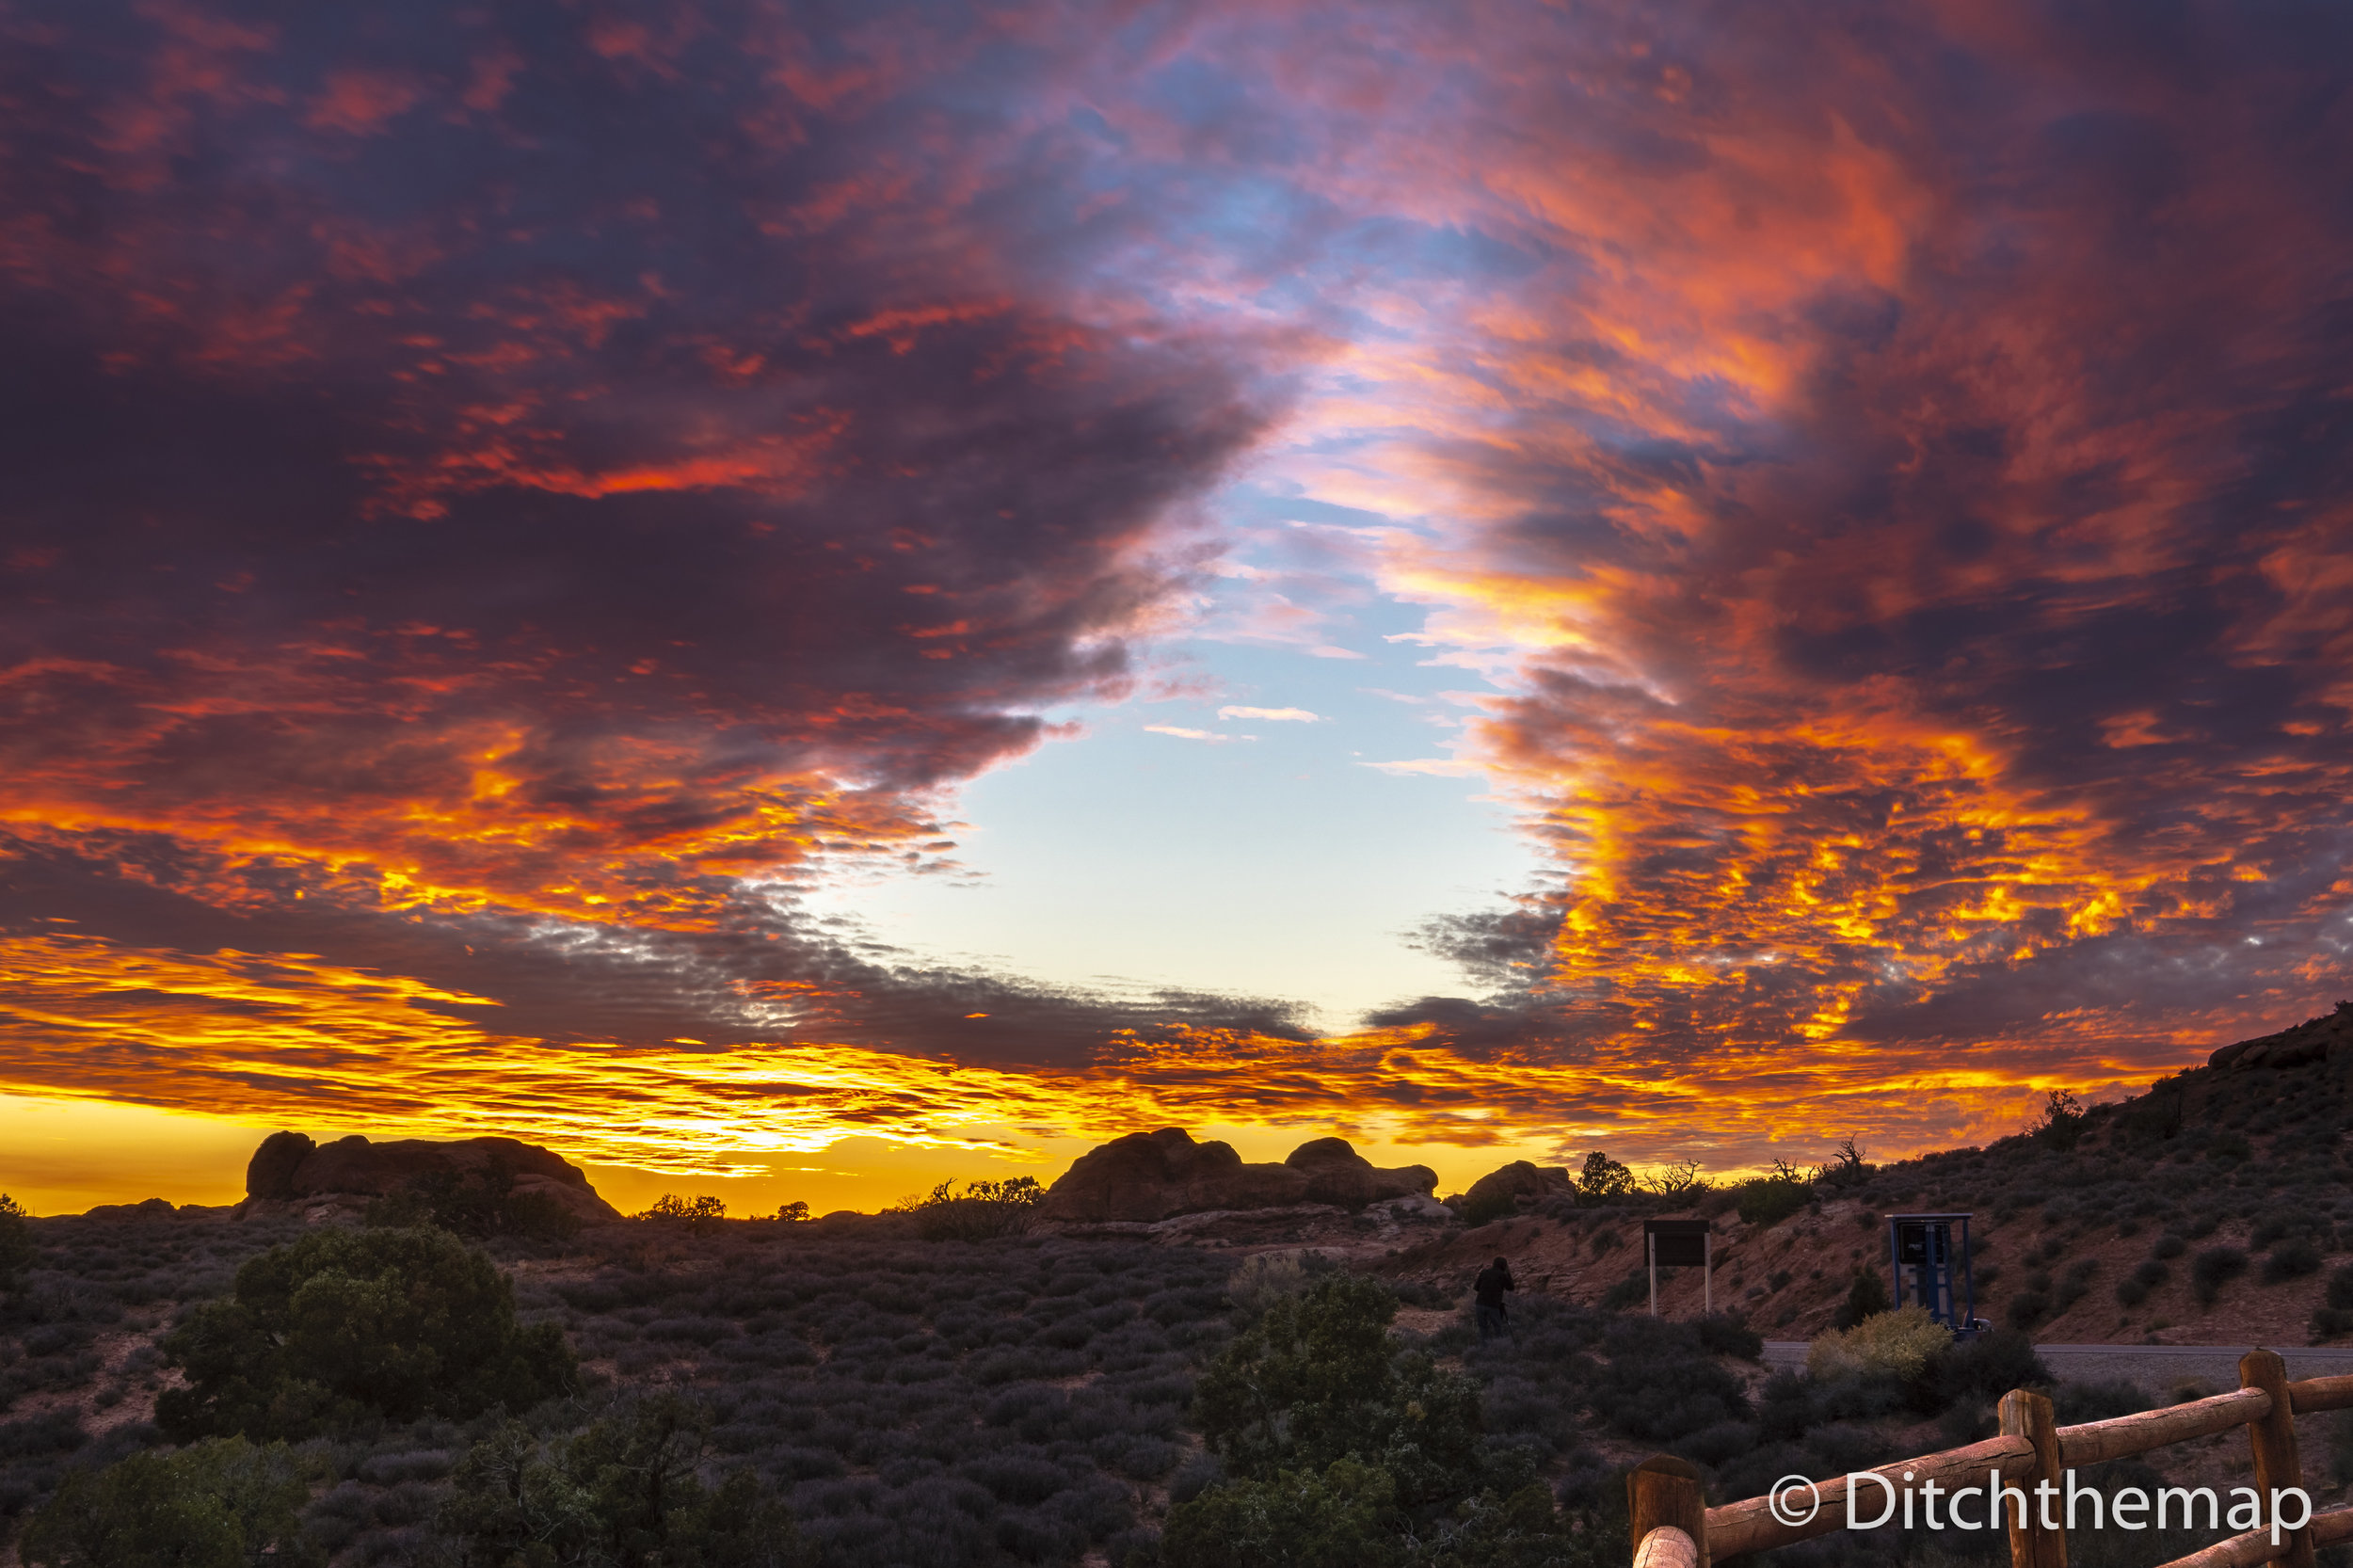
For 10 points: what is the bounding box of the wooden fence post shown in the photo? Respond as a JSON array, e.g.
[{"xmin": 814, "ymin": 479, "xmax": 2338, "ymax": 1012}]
[
  {"xmin": 1628, "ymin": 1454, "xmax": 1709, "ymax": 1568},
  {"xmin": 2243, "ymin": 1349, "xmax": 2315, "ymax": 1568},
  {"xmin": 1998, "ymin": 1388, "xmax": 2067, "ymax": 1568}
]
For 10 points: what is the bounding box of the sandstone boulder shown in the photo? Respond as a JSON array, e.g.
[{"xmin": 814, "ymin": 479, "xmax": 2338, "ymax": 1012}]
[
  {"xmin": 1042, "ymin": 1128, "xmax": 1438, "ymax": 1223},
  {"xmin": 1284, "ymin": 1137, "xmax": 1439, "ymax": 1208},
  {"xmin": 239, "ymin": 1132, "xmax": 622, "ymax": 1223},
  {"xmin": 1452, "ymin": 1160, "xmax": 1572, "ymax": 1215}
]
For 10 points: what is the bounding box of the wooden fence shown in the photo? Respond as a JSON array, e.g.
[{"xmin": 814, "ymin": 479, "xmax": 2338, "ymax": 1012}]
[{"xmin": 1629, "ymin": 1351, "xmax": 2353, "ymax": 1568}]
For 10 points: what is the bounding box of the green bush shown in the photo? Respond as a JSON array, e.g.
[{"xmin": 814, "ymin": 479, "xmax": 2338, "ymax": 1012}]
[
  {"xmin": 157, "ymin": 1225, "xmax": 576, "ymax": 1440},
  {"xmin": 1734, "ymin": 1170, "xmax": 1813, "ymax": 1229},
  {"xmin": 21, "ymin": 1437, "xmax": 314, "ymax": 1568},
  {"xmin": 440, "ymin": 1395, "xmax": 811, "ymax": 1568},
  {"xmin": 1175, "ymin": 1273, "xmax": 1561, "ymax": 1563},
  {"xmin": 1601, "ymin": 1271, "xmax": 1648, "ymax": 1312}
]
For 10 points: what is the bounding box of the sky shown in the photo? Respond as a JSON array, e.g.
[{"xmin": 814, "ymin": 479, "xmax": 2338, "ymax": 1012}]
[{"xmin": 3, "ymin": 0, "xmax": 2351, "ymax": 1216}]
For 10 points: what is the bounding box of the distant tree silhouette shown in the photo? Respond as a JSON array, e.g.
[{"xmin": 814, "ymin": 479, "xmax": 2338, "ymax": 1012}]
[
  {"xmin": 895, "ymin": 1176, "xmax": 1043, "ymax": 1240},
  {"xmin": 1575, "ymin": 1152, "xmax": 1635, "ymax": 1203},
  {"xmin": 636, "ymin": 1193, "xmax": 728, "ymax": 1233}
]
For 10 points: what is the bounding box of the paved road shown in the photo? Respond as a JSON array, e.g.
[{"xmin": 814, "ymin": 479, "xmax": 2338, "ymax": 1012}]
[{"xmin": 1763, "ymin": 1341, "xmax": 2353, "ymax": 1386}]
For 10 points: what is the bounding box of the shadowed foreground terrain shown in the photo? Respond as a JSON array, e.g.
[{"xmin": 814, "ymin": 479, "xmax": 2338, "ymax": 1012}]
[{"xmin": 1, "ymin": 1202, "xmax": 2337, "ymax": 1568}]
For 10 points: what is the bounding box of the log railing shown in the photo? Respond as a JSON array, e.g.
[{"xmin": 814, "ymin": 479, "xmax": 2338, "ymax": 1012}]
[{"xmin": 1630, "ymin": 1351, "xmax": 2353, "ymax": 1568}]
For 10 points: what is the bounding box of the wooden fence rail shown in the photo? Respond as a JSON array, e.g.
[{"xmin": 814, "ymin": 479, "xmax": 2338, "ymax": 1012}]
[{"xmin": 1631, "ymin": 1351, "xmax": 2353, "ymax": 1568}]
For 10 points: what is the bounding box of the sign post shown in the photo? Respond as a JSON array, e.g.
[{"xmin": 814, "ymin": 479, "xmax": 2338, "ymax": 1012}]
[{"xmin": 1642, "ymin": 1219, "xmax": 1712, "ymax": 1318}]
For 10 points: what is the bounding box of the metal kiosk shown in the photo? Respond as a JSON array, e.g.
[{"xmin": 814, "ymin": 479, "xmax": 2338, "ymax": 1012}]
[
  {"xmin": 1887, "ymin": 1211, "xmax": 1988, "ymax": 1336},
  {"xmin": 1642, "ymin": 1218, "xmax": 1712, "ymax": 1318}
]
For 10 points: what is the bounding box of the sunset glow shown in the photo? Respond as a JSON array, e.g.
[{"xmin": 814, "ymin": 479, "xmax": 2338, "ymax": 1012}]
[{"xmin": 4, "ymin": 0, "xmax": 2348, "ymax": 1211}]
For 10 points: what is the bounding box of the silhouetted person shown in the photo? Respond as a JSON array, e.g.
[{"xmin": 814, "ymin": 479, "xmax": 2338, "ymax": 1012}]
[{"xmin": 1474, "ymin": 1255, "xmax": 1514, "ymax": 1340}]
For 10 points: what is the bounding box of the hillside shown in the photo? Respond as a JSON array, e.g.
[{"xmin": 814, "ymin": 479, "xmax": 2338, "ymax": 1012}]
[{"xmin": 1386, "ymin": 1005, "xmax": 2353, "ymax": 1349}]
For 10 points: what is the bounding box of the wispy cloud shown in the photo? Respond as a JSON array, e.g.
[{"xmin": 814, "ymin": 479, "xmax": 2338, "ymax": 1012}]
[
  {"xmin": 1217, "ymin": 706, "xmax": 1321, "ymax": 723},
  {"xmin": 1143, "ymin": 725, "xmax": 1250, "ymax": 744}
]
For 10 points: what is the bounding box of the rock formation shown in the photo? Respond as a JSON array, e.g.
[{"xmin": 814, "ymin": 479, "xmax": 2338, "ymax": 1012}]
[
  {"xmin": 238, "ymin": 1131, "xmax": 622, "ymax": 1223},
  {"xmin": 1041, "ymin": 1128, "xmax": 1437, "ymax": 1223},
  {"xmin": 1450, "ymin": 1160, "xmax": 1572, "ymax": 1213},
  {"xmin": 2209, "ymin": 1001, "xmax": 2353, "ymax": 1071}
]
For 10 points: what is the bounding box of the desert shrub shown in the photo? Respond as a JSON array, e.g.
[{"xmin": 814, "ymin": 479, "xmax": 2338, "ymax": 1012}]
[
  {"xmin": 2192, "ymin": 1246, "xmax": 2249, "ymax": 1305},
  {"xmin": 1832, "ymin": 1266, "xmax": 1892, "ymax": 1331},
  {"xmin": 1929, "ymin": 1328, "xmax": 2051, "ymax": 1407},
  {"xmin": 2312, "ymin": 1266, "xmax": 2353, "ymax": 1339},
  {"xmin": 2051, "ymin": 1257, "xmax": 2099, "ymax": 1315},
  {"xmin": 1735, "ymin": 1166, "xmax": 1813, "ymax": 1229},
  {"xmin": 1585, "ymin": 1316, "xmax": 1753, "ymax": 1442},
  {"xmin": 1807, "ymin": 1304, "xmax": 1950, "ymax": 1385},
  {"xmin": 0, "ymin": 1195, "xmax": 30, "ymax": 1296},
  {"xmin": 1177, "ymin": 1273, "xmax": 1561, "ymax": 1562},
  {"xmin": 2153, "ymin": 1233, "xmax": 2187, "ymax": 1259},
  {"xmin": 2034, "ymin": 1091, "xmax": 2088, "ymax": 1150},
  {"xmin": 157, "ymin": 1226, "xmax": 576, "ymax": 1441},
  {"xmin": 1696, "ymin": 1313, "xmax": 1764, "ymax": 1360},
  {"xmin": 2264, "ymin": 1240, "xmax": 2323, "ymax": 1284},
  {"xmin": 1600, "ymin": 1272, "xmax": 1648, "ymax": 1312},
  {"xmin": 1815, "ymin": 1138, "xmax": 1874, "ymax": 1191},
  {"xmin": 2055, "ymin": 1379, "xmax": 2153, "ymax": 1424},
  {"xmin": 1227, "ymin": 1253, "xmax": 1314, "ymax": 1315},
  {"xmin": 1452, "ymin": 1188, "xmax": 1519, "ymax": 1229},
  {"xmin": 775, "ymin": 1202, "xmax": 810, "ymax": 1223},
  {"xmin": 2007, "ymin": 1291, "xmax": 2051, "ymax": 1331},
  {"xmin": 898, "ymin": 1178, "xmax": 1044, "ymax": 1242},
  {"xmin": 440, "ymin": 1395, "xmax": 812, "ymax": 1568},
  {"xmin": 21, "ymin": 1436, "xmax": 313, "ymax": 1568}
]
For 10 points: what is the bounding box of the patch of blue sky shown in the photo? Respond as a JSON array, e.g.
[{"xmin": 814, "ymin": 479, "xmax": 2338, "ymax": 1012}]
[{"xmin": 798, "ymin": 617, "xmax": 1534, "ymax": 1031}]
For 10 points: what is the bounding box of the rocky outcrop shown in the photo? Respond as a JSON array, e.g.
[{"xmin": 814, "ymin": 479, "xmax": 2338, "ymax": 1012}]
[
  {"xmin": 1041, "ymin": 1128, "xmax": 1439, "ymax": 1223},
  {"xmin": 2209, "ymin": 1002, "xmax": 2353, "ymax": 1071},
  {"xmin": 1284, "ymin": 1138, "xmax": 1439, "ymax": 1208},
  {"xmin": 1450, "ymin": 1160, "xmax": 1572, "ymax": 1213},
  {"xmin": 238, "ymin": 1132, "xmax": 622, "ymax": 1223}
]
